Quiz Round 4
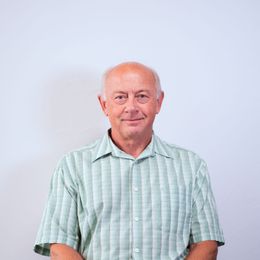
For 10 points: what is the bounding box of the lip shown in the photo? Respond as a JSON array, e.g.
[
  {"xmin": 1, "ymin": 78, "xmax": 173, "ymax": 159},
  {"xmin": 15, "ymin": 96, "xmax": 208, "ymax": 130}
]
[{"xmin": 121, "ymin": 118, "xmax": 144, "ymax": 121}]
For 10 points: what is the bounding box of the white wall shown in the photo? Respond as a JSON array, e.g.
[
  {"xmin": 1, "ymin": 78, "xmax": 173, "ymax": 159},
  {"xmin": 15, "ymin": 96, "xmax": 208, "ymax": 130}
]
[{"xmin": 1, "ymin": 0, "xmax": 259, "ymax": 259}]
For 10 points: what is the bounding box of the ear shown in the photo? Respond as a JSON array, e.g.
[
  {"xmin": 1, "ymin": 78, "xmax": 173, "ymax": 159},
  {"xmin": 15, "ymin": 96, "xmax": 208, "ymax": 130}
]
[
  {"xmin": 98, "ymin": 95, "xmax": 109, "ymax": 116},
  {"xmin": 156, "ymin": 91, "xmax": 164, "ymax": 114}
]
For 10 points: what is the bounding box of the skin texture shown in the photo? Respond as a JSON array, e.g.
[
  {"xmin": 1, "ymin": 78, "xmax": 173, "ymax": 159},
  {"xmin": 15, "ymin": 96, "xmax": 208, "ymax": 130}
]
[
  {"xmin": 98, "ymin": 62, "xmax": 164, "ymax": 157},
  {"xmin": 185, "ymin": 241, "xmax": 218, "ymax": 260},
  {"xmin": 50, "ymin": 244, "xmax": 84, "ymax": 260},
  {"xmin": 50, "ymin": 62, "xmax": 219, "ymax": 259},
  {"xmin": 50, "ymin": 241, "xmax": 218, "ymax": 260}
]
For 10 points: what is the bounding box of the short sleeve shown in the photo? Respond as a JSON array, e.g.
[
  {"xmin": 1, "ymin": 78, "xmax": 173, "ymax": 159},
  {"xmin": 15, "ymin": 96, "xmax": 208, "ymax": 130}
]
[
  {"xmin": 190, "ymin": 160, "xmax": 225, "ymax": 246},
  {"xmin": 34, "ymin": 157, "xmax": 80, "ymax": 256}
]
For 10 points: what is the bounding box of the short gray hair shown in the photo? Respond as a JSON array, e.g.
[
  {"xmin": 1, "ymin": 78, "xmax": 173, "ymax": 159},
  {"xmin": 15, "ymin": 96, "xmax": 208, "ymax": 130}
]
[{"xmin": 100, "ymin": 62, "xmax": 162, "ymax": 100}]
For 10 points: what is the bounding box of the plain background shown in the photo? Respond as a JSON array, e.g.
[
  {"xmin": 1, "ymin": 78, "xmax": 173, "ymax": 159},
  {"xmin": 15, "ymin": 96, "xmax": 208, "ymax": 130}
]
[{"xmin": 1, "ymin": 0, "xmax": 259, "ymax": 259}]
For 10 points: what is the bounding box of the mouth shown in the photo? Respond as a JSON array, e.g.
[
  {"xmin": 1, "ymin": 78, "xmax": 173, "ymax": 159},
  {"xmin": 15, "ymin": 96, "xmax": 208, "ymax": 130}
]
[{"xmin": 121, "ymin": 118, "xmax": 144, "ymax": 122}]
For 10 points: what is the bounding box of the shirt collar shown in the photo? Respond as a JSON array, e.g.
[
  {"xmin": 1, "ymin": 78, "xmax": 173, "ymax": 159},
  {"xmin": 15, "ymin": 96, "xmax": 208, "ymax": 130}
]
[{"xmin": 92, "ymin": 130, "xmax": 174, "ymax": 162}]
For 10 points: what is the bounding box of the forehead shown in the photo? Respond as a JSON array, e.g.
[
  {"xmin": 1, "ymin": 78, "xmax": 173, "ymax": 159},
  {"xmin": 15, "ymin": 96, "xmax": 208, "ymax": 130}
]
[{"xmin": 105, "ymin": 64, "xmax": 157, "ymax": 93}]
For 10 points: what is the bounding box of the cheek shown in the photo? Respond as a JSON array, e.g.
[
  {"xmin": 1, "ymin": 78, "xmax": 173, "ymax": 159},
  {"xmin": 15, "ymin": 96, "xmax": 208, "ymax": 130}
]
[
  {"xmin": 142, "ymin": 104, "xmax": 158, "ymax": 116},
  {"xmin": 107, "ymin": 106, "xmax": 123, "ymax": 118}
]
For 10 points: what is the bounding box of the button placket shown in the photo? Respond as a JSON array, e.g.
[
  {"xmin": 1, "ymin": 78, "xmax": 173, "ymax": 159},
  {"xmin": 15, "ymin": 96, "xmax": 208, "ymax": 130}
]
[
  {"xmin": 134, "ymin": 247, "xmax": 140, "ymax": 253},
  {"xmin": 131, "ymin": 160, "xmax": 142, "ymax": 257},
  {"xmin": 134, "ymin": 186, "xmax": 139, "ymax": 192}
]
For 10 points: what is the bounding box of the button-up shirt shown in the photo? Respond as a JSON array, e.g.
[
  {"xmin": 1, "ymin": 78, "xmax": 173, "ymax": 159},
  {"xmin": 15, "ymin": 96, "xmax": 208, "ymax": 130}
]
[{"xmin": 34, "ymin": 132, "xmax": 224, "ymax": 259}]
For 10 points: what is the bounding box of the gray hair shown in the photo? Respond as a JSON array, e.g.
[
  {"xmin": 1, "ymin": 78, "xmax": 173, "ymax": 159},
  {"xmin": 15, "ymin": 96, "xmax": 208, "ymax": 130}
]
[{"xmin": 100, "ymin": 62, "xmax": 162, "ymax": 100}]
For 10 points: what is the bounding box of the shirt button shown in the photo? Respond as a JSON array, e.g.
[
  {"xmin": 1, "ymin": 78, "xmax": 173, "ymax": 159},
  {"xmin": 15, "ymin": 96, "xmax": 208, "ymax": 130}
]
[
  {"xmin": 134, "ymin": 217, "xmax": 139, "ymax": 222},
  {"xmin": 134, "ymin": 187, "xmax": 139, "ymax": 192},
  {"xmin": 134, "ymin": 248, "xmax": 140, "ymax": 253}
]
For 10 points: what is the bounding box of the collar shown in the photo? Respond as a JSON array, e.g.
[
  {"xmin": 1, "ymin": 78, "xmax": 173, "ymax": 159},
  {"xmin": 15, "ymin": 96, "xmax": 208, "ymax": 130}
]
[{"xmin": 92, "ymin": 130, "xmax": 174, "ymax": 162}]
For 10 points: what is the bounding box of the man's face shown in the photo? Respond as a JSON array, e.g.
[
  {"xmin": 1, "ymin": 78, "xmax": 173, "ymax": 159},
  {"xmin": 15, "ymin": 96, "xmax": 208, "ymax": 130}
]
[{"xmin": 98, "ymin": 64, "xmax": 164, "ymax": 141}]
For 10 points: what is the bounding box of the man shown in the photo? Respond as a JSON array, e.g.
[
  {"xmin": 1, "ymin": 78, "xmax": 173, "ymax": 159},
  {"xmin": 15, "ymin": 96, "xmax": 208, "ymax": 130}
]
[{"xmin": 34, "ymin": 62, "xmax": 224, "ymax": 259}]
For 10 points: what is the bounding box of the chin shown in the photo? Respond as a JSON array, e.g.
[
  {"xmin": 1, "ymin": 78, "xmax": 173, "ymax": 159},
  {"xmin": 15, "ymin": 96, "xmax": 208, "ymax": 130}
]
[{"xmin": 123, "ymin": 127, "xmax": 146, "ymax": 139}]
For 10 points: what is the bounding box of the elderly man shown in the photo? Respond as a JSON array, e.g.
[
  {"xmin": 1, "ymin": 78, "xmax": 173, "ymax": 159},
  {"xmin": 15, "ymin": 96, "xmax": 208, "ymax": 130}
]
[{"xmin": 34, "ymin": 62, "xmax": 224, "ymax": 259}]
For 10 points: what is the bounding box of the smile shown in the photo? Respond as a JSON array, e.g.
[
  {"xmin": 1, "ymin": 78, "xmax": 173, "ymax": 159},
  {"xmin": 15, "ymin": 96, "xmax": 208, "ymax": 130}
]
[{"xmin": 121, "ymin": 118, "xmax": 144, "ymax": 121}]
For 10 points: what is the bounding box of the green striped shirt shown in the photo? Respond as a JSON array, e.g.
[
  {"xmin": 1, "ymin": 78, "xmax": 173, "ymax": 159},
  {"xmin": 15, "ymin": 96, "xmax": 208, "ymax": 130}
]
[{"xmin": 34, "ymin": 132, "xmax": 224, "ymax": 259}]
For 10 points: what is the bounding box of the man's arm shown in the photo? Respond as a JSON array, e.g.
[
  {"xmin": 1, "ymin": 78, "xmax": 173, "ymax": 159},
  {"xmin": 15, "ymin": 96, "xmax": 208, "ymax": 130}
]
[
  {"xmin": 50, "ymin": 244, "xmax": 84, "ymax": 260},
  {"xmin": 185, "ymin": 240, "xmax": 218, "ymax": 260}
]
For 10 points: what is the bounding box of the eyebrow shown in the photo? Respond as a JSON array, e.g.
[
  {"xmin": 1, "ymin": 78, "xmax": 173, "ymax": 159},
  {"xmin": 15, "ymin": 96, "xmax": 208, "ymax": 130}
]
[
  {"xmin": 112, "ymin": 91, "xmax": 128, "ymax": 95},
  {"xmin": 135, "ymin": 90, "xmax": 150, "ymax": 94},
  {"xmin": 112, "ymin": 90, "xmax": 151, "ymax": 95}
]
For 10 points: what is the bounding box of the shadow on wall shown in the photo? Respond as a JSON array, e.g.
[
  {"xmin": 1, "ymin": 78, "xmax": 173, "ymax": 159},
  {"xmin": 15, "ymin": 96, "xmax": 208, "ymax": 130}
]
[
  {"xmin": 0, "ymin": 69, "xmax": 109, "ymax": 259},
  {"xmin": 1, "ymin": 158, "xmax": 59, "ymax": 260},
  {"xmin": 43, "ymin": 69, "xmax": 108, "ymax": 151}
]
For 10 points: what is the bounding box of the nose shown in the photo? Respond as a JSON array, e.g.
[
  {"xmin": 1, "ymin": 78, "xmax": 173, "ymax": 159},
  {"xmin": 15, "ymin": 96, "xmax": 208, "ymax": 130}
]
[{"xmin": 124, "ymin": 96, "xmax": 139, "ymax": 114}]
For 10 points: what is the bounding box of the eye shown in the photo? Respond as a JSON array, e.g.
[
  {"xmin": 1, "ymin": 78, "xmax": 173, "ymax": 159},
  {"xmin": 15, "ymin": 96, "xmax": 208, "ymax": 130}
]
[
  {"xmin": 114, "ymin": 95, "xmax": 127, "ymax": 104},
  {"xmin": 136, "ymin": 94, "xmax": 149, "ymax": 104}
]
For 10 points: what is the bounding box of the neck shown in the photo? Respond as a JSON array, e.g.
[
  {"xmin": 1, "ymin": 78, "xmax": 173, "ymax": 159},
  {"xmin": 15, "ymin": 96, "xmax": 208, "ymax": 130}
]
[{"xmin": 110, "ymin": 130, "xmax": 152, "ymax": 158}]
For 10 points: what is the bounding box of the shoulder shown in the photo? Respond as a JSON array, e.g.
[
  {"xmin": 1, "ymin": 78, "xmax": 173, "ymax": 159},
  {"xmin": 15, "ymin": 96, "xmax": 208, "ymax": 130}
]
[
  {"xmin": 61, "ymin": 137, "xmax": 102, "ymax": 164},
  {"xmin": 53, "ymin": 137, "xmax": 103, "ymax": 179},
  {"xmin": 154, "ymin": 135, "xmax": 206, "ymax": 172}
]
